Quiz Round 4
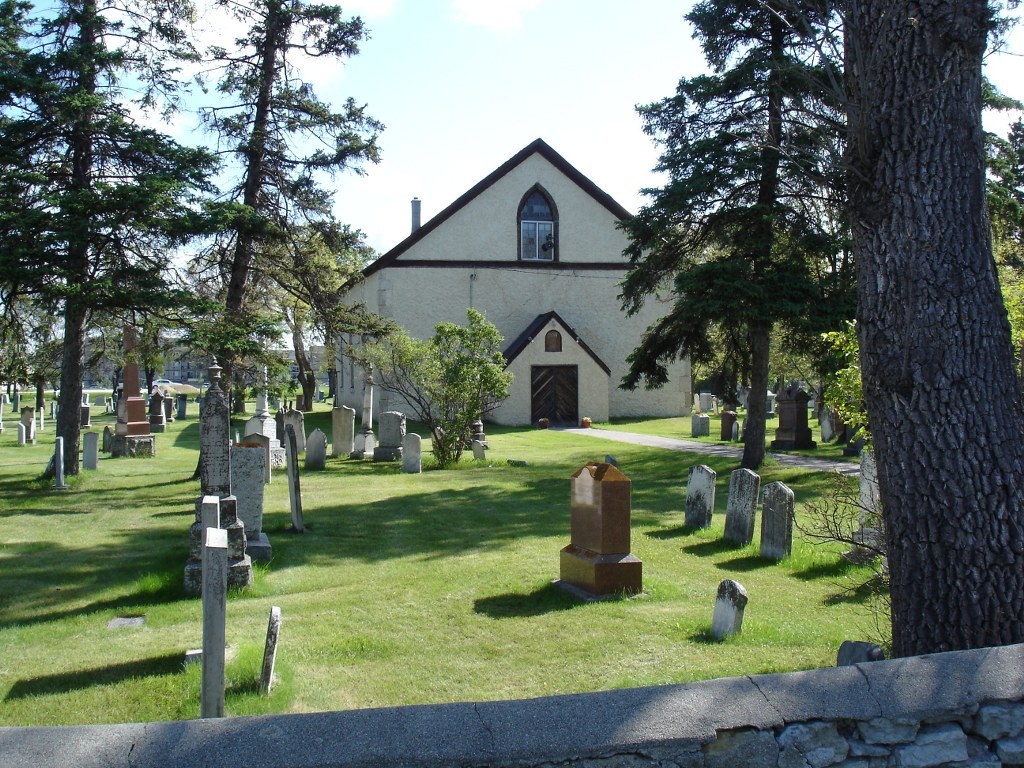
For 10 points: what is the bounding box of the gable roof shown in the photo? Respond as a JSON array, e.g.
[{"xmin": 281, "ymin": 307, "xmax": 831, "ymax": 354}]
[
  {"xmin": 503, "ymin": 310, "xmax": 611, "ymax": 376},
  {"xmin": 364, "ymin": 139, "xmax": 633, "ymax": 277}
]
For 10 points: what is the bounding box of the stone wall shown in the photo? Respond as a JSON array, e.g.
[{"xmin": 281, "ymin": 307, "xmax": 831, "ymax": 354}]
[{"xmin": 1, "ymin": 644, "xmax": 1022, "ymax": 767}]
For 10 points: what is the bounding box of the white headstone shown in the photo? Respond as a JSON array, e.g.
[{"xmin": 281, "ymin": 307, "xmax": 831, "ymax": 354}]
[
  {"xmin": 684, "ymin": 464, "xmax": 717, "ymax": 529},
  {"xmin": 332, "ymin": 405, "xmax": 356, "ymax": 458},
  {"xmin": 17, "ymin": 422, "xmax": 26, "ymax": 446},
  {"xmin": 83, "ymin": 431, "xmax": 99, "ymax": 471},
  {"xmin": 231, "ymin": 445, "xmax": 267, "ymax": 537},
  {"xmin": 54, "ymin": 437, "xmax": 69, "ymax": 490},
  {"xmin": 724, "ymin": 468, "xmax": 761, "ymax": 546},
  {"xmin": 402, "ymin": 433, "xmax": 422, "ymax": 474},
  {"xmin": 711, "ymin": 579, "xmax": 748, "ymax": 640},
  {"xmin": 760, "ymin": 481, "xmax": 794, "ymax": 560},
  {"xmin": 471, "ymin": 440, "xmax": 486, "ymax": 460},
  {"xmin": 283, "ymin": 409, "xmax": 306, "ymax": 454},
  {"xmin": 305, "ymin": 428, "xmax": 327, "ymax": 470},
  {"xmin": 690, "ymin": 413, "xmax": 710, "ymax": 437},
  {"xmin": 374, "ymin": 411, "xmax": 405, "ymax": 461},
  {"xmin": 820, "ymin": 409, "xmax": 835, "ymax": 442},
  {"xmin": 698, "ymin": 392, "xmax": 714, "ymax": 413}
]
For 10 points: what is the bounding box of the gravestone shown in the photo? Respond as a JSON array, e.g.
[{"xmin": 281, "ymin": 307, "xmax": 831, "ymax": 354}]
[
  {"xmin": 12, "ymin": 391, "xmax": 20, "ymax": 413},
  {"xmin": 684, "ymin": 464, "xmax": 717, "ymax": 529},
  {"xmin": 114, "ymin": 325, "xmax": 151, "ymax": 442},
  {"xmin": 260, "ymin": 606, "xmax": 282, "ymax": 695},
  {"xmin": 731, "ymin": 421, "xmax": 739, "ymax": 441},
  {"xmin": 37, "ymin": 407, "xmax": 45, "ymax": 432},
  {"xmin": 80, "ymin": 403, "xmax": 91, "ymax": 429},
  {"xmin": 163, "ymin": 394, "xmax": 174, "ymax": 423},
  {"xmin": 295, "ymin": 393, "xmax": 304, "ymax": 411},
  {"xmin": 20, "ymin": 408, "xmax": 35, "ymax": 444},
  {"xmin": 53, "ymin": 437, "xmax": 69, "ymax": 490},
  {"xmin": 471, "ymin": 419, "xmax": 487, "ymax": 448},
  {"xmin": 836, "ymin": 640, "xmax": 886, "ymax": 666},
  {"xmin": 201, "ymin": 525, "xmax": 228, "ymax": 719},
  {"xmin": 102, "ymin": 425, "xmax": 113, "ymax": 453},
  {"xmin": 83, "ymin": 431, "xmax": 99, "ymax": 471},
  {"xmin": 149, "ymin": 390, "xmax": 166, "ymax": 433},
  {"xmin": 283, "ymin": 409, "xmax": 306, "ymax": 454},
  {"xmin": 305, "ymin": 429, "xmax": 327, "ymax": 470},
  {"xmin": 720, "ymin": 410, "xmax": 737, "ymax": 441},
  {"xmin": 819, "ymin": 408, "xmax": 835, "ymax": 442},
  {"xmin": 770, "ymin": 384, "xmax": 816, "ymax": 450},
  {"xmin": 847, "ymin": 449, "xmax": 884, "ymax": 560},
  {"xmin": 231, "ymin": 444, "xmax": 271, "ymax": 561},
  {"xmin": 760, "ymin": 481, "xmax": 794, "ymax": 560},
  {"xmin": 352, "ymin": 367, "xmax": 375, "ymax": 459},
  {"xmin": 471, "ymin": 440, "xmax": 487, "ymax": 460},
  {"xmin": 557, "ymin": 462, "xmax": 642, "ymax": 598},
  {"xmin": 17, "ymin": 422, "xmax": 26, "ymax": 446},
  {"xmin": 604, "ymin": 455, "xmax": 617, "ymax": 467},
  {"xmin": 690, "ymin": 413, "xmax": 710, "ymax": 437},
  {"xmin": 332, "ymin": 404, "xmax": 356, "ymax": 458},
  {"xmin": 724, "ymin": 468, "xmax": 761, "ymax": 546},
  {"xmin": 765, "ymin": 390, "xmax": 777, "ymax": 418},
  {"xmin": 698, "ymin": 392, "xmax": 714, "ymax": 413},
  {"xmin": 402, "ymin": 433, "xmax": 422, "ymax": 474},
  {"xmin": 243, "ymin": 368, "xmax": 285, "ymax": 470},
  {"xmin": 374, "ymin": 411, "xmax": 406, "ymax": 461},
  {"xmin": 284, "ymin": 424, "xmax": 305, "ymax": 533},
  {"xmin": 220, "ymin": 496, "xmax": 253, "ymax": 590},
  {"xmin": 176, "ymin": 393, "xmax": 188, "ymax": 420},
  {"xmin": 711, "ymin": 579, "xmax": 748, "ymax": 640},
  {"xmin": 0, "ymin": 407, "xmax": 4, "ymax": 434}
]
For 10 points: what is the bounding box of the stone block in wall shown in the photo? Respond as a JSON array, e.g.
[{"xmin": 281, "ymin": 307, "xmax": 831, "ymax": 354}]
[
  {"xmin": 892, "ymin": 723, "xmax": 967, "ymax": 767},
  {"xmin": 703, "ymin": 728, "xmax": 778, "ymax": 768},
  {"xmin": 973, "ymin": 702, "xmax": 1024, "ymax": 741},
  {"xmin": 996, "ymin": 733, "xmax": 1024, "ymax": 764},
  {"xmin": 857, "ymin": 717, "xmax": 919, "ymax": 745},
  {"xmin": 777, "ymin": 721, "xmax": 848, "ymax": 768}
]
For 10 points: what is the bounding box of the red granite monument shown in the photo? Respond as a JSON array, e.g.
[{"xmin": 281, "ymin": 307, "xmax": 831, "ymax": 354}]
[{"xmin": 557, "ymin": 461, "xmax": 642, "ymax": 597}]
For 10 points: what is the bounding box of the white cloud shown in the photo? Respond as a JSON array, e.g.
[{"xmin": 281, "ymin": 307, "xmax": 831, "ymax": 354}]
[{"xmin": 449, "ymin": 0, "xmax": 542, "ymax": 31}]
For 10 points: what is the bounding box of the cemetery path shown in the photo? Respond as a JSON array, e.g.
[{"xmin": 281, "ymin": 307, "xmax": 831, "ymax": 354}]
[{"xmin": 556, "ymin": 427, "xmax": 860, "ymax": 476}]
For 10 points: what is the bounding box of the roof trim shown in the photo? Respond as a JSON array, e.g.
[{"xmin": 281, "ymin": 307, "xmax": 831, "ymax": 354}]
[
  {"xmin": 364, "ymin": 139, "xmax": 633, "ymax": 278},
  {"xmin": 503, "ymin": 310, "xmax": 612, "ymax": 377}
]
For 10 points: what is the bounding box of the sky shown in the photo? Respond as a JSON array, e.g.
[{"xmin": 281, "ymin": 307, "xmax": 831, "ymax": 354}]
[{"xmin": 193, "ymin": 0, "xmax": 1024, "ymax": 257}]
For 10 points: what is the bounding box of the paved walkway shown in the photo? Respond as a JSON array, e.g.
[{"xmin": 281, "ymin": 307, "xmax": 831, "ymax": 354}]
[{"xmin": 557, "ymin": 427, "xmax": 860, "ymax": 476}]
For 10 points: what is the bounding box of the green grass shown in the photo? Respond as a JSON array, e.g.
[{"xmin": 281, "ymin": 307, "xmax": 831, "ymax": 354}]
[{"xmin": 0, "ymin": 402, "xmax": 879, "ymax": 726}]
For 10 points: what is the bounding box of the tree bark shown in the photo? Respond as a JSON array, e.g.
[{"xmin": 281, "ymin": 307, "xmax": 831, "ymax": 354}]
[
  {"xmin": 847, "ymin": 0, "xmax": 1024, "ymax": 655},
  {"xmin": 742, "ymin": 322, "xmax": 771, "ymax": 469}
]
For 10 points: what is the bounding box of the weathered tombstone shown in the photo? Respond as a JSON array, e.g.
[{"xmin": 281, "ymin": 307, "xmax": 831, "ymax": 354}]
[
  {"xmin": 604, "ymin": 454, "xmax": 617, "ymax": 467},
  {"xmin": 284, "ymin": 424, "xmax": 305, "ymax": 533},
  {"xmin": 220, "ymin": 496, "xmax": 253, "ymax": 590},
  {"xmin": 149, "ymin": 390, "xmax": 166, "ymax": 433},
  {"xmin": 819, "ymin": 408, "xmax": 835, "ymax": 442},
  {"xmin": 836, "ymin": 640, "xmax": 886, "ymax": 666},
  {"xmin": 114, "ymin": 325, "xmax": 151, "ymax": 443},
  {"xmin": 471, "ymin": 419, "xmax": 487, "ymax": 447},
  {"xmin": 163, "ymin": 394, "xmax": 174, "ymax": 423},
  {"xmin": 102, "ymin": 425, "xmax": 113, "ymax": 453},
  {"xmin": 711, "ymin": 579, "xmax": 748, "ymax": 640},
  {"xmin": 283, "ymin": 409, "xmax": 306, "ymax": 454},
  {"xmin": 332, "ymin": 404, "xmax": 356, "ymax": 458},
  {"xmin": 305, "ymin": 429, "xmax": 327, "ymax": 470},
  {"xmin": 770, "ymin": 384, "xmax": 816, "ymax": 450},
  {"xmin": 720, "ymin": 410, "xmax": 737, "ymax": 441},
  {"xmin": 231, "ymin": 444, "xmax": 271, "ymax": 561},
  {"xmin": 731, "ymin": 421, "xmax": 739, "ymax": 441},
  {"xmin": 259, "ymin": 606, "xmax": 282, "ymax": 695},
  {"xmin": 684, "ymin": 464, "xmax": 717, "ymax": 529},
  {"xmin": 295, "ymin": 393, "xmax": 304, "ymax": 411},
  {"xmin": 17, "ymin": 422, "xmax": 26, "ymax": 446},
  {"xmin": 79, "ymin": 404, "xmax": 91, "ymax": 429},
  {"xmin": 401, "ymin": 433, "xmax": 422, "ymax": 474},
  {"xmin": 846, "ymin": 448, "xmax": 884, "ymax": 561},
  {"xmin": 20, "ymin": 408, "xmax": 36, "ymax": 444},
  {"xmin": 557, "ymin": 462, "xmax": 642, "ymax": 598},
  {"xmin": 698, "ymin": 392, "xmax": 714, "ymax": 413},
  {"xmin": 471, "ymin": 440, "xmax": 487, "ymax": 460},
  {"xmin": 53, "ymin": 437, "xmax": 69, "ymax": 490},
  {"xmin": 760, "ymin": 481, "xmax": 794, "ymax": 560},
  {"xmin": 176, "ymin": 393, "xmax": 188, "ymax": 420},
  {"xmin": 352, "ymin": 366, "xmax": 375, "ymax": 459},
  {"xmin": 723, "ymin": 468, "xmax": 761, "ymax": 546},
  {"xmin": 690, "ymin": 413, "xmax": 710, "ymax": 437},
  {"xmin": 83, "ymin": 431, "xmax": 99, "ymax": 471},
  {"xmin": 201, "ymin": 526, "xmax": 228, "ymax": 719},
  {"xmin": 363, "ymin": 431, "xmax": 377, "ymax": 458},
  {"xmin": 11, "ymin": 391, "xmax": 20, "ymax": 413},
  {"xmin": 37, "ymin": 407, "xmax": 45, "ymax": 432},
  {"xmin": 765, "ymin": 390, "xmax": 777, "ymax": 418},
  {"xmin": 374, "ymin": 411, "xmax": 406, "ymax": 461}
]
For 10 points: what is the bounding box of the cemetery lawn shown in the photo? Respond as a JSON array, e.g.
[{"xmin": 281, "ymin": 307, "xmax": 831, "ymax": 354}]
[{"xmin": 0, "ymin": 405, "xmax": 880, "ymax": 726}]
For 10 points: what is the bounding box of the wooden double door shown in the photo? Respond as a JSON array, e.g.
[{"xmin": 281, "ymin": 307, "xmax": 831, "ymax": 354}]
[{"xmin": 531, "ymin": 365, "xmax": 578, "ymax": 424}]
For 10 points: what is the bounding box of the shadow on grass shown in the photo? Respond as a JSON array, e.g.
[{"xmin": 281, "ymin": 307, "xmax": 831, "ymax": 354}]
[
  {"xmin": 682, "ymin": 539, "xmax": 742, "ymax": 558},
  {"xmin": 645, "ymin": 524, "xmax": 706, "ymax": 540},
  {"xmin": 792, "ymin": 557, "xmax": 861, "ymax": 581},
  {"xmin": 5, "ymin": 653, "xmax": 184, "ymax": 700},
  {"xmin": 716, "ymin": 554, "xmax": 773, "ymax": 572},
  {"xmin": 473, "ymin": 582, "xmax": 581, "ymax": 618},
  {"xmin": 824, "ymin": 579, "xmax": 880, "ymax": 606}
]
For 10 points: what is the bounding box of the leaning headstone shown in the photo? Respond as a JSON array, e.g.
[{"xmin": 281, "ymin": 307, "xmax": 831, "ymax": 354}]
[
  {"xmin": 690, "ymin": 413, "xmax": 710, "ymax": 437},
  {"xmin": 102, "ymin": 425, "xmax": 113, "ymax": 453},
  {"xmin": 471, "ymin": 440, "xmax": 487, "ymax": 460},
  {"xmin": 284, "ymin": 424, "xmax": 305, "ymax": 533},
  {"xmin": 305, "ymin": 428, "xmax": 327, "ymax": 470},
  {"xmin": 201, "ymin": 526, "xmax": 228, "ymax": 719},
  {"xmin": 83, "ymin": 431, "xmax": 99, "ymax": 471},
  {"xmin": 684, "ymin": 464, "xmax": 717, "ymax": 529},
  {"xmin": 259, "ymin": 606, "xmax": 282, "ymax": 695},
  {"xmin": 231, "ymin": 444, "xmax": 271, "ymax": 561},
  {"xmin": 332, "ymin": 404, "xmax": 356, "ymax": 458},
  {"xmin": 759, "ymin": 481, "xmax": 794, "ymax": 560},
  {"xmin": 711, "ymin": 579, "xmax": 748, "ymax": 640},
  {"xmin": 724, "ymin": 468, "xmax": 761, "ymax": 546},
  {"xmin": 836, "ymin": 640, "xmax": 886, "ymax": 666},
  {"xmin": 374, "ymin": 411, "xmax": 405, "ymax": 461},
  {"xmin": 402, "ymin": 433, "xmax": 422, "ymax": 474},
  {"xmin": 557, "ymin": 462, "xmax": 642, "ymax": 598}
]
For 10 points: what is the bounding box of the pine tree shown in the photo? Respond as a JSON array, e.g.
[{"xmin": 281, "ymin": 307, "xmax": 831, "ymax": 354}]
[
  {"xmin": 620, "ymin": 0, "xmax": 849, "ymax": 469},
  {"xmin": 0, "ymin": 0, "xmax": 214, "ymax": 474}
]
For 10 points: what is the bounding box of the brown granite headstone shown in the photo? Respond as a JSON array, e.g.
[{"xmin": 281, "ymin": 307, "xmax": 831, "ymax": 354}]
[
  {"xmin": 557, "ymin": 462, "xmax": 642, "ymax": 598},
  {"xmin": 115, "ymin": 326, "xmax": 150, "ymax": 437},
  {"xmin": 770, "ymin": 384, "xmax": 816, "ymax": 450}
]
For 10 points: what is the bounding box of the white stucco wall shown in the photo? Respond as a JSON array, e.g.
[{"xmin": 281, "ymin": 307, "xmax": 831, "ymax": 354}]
[{"xmin": 336, "ymin": 146, "xmax": 692, "ymax": 426}]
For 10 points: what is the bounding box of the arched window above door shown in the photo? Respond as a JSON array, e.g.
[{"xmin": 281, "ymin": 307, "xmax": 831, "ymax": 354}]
[{"xmin": 518, "ymin": 187, "xmax": 557, "ymax": 261}]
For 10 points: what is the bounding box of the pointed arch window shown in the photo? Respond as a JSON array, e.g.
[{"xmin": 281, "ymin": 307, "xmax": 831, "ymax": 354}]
[{"xmin": 518, "ymin": 188, "xmax": 557, "ymax": 261}]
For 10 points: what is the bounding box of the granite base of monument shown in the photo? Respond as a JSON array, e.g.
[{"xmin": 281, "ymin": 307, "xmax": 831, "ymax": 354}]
[
  {"xmin": 246, "ymin": 532, "xmax": 273, "ymax": 562},
  {"xmin": 110, "ymin": 434, "xmax": 156, "ymax": 458},
  {"xmin": 557, "ymin": 545, "xmax": 642, "ymax": 596}
]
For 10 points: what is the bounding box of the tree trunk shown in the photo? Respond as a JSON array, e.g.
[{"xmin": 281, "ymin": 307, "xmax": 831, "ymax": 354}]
[
  {"xmin": 57, "ymin": 302, "xmax": 87, "ymax": 476},
  {"xmin": 847, "ymin": 0, "xmax": 1024, "ymax": 655},
  {"xmin": 741, "ymin": 322, "xmax": 770, "ymax": 469}
]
